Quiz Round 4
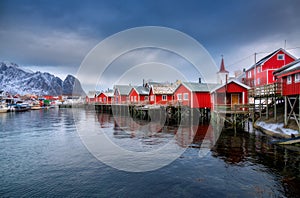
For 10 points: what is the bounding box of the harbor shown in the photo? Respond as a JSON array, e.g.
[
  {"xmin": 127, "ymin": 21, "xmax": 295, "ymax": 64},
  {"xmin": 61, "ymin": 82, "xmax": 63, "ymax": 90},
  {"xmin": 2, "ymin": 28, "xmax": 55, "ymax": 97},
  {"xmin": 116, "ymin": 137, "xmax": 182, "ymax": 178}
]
[{"xmin": 1, "ymin": 108, "xmax": 300, "ymax": 197}]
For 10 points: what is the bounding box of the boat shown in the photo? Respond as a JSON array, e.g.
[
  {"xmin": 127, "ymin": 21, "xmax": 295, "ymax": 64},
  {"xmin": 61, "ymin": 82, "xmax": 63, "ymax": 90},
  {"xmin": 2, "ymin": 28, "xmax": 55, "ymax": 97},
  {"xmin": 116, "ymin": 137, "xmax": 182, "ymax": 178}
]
[
  {"xmin": 11, "ymin": 103, "xmax": 31, "ymax": 112},
  {"xmin": 31, "ymin": 103, "xmax": 42, "ymax": 110},
  {"xmin": 271, "ymin": 136, "xmax": 300, "ymax": 145},
  {"xmin": 0, "ymin": 105, "xmax": 9, "ymax": 113}
]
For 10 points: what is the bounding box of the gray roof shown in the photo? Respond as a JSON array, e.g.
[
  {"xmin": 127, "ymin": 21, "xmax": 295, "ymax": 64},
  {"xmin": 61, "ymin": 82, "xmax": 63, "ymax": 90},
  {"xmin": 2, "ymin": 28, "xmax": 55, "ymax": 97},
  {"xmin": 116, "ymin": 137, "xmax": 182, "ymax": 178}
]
[
  {"xmin": 134, "ymin": 86, "xmax": 149, "ymax": 95},
  {"xmin": 114, "ymin": 85, "xmax": 132, "ymax": 95},
  {"xmin": 273, "ymin": 59, "xmax": 300, "ymax": 76},
  {"xmin": 181, "ymin": 82, "xmax": 219, "ymax": 92}
]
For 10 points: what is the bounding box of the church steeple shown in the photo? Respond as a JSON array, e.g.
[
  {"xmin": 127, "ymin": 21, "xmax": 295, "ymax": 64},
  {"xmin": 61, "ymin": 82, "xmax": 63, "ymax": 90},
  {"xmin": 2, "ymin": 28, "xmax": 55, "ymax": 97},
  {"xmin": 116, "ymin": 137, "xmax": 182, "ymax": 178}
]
[
  {"xmin": 217, "ymin": 55, "xmax": 229, "ymax": 84},
  {"xmin": 218, "ymin": 55, "xmax": 229, "ymax": 73}
]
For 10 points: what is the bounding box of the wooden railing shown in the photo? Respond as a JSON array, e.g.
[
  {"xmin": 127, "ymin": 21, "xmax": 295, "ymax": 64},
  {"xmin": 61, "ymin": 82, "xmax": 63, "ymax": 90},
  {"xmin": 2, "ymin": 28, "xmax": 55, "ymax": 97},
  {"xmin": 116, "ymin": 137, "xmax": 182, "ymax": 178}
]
[
  {"xmin": 213, "ymin": 104, "xmax": 254, "ymax": 112},
  {"xmin": 248, "ymin": 82, "xmax": 282, "ymax": 97}
]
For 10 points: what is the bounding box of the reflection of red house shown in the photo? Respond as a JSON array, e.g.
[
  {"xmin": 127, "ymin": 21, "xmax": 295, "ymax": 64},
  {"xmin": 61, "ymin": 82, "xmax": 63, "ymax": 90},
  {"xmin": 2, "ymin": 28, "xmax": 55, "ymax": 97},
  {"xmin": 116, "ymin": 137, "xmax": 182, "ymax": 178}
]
[
  {"xmin": 149, "ymin": 84, "xmax": 177, "ymax": 105},
  {"xmin": 211, "ymin": 79, "xmax": 250, "ymax": 109},
  {"xmin": 174, "ymin": 82, "xmax": 218, "ymax": 108},
  {"xmin": 97, "ymin": 92, "xmax": 114, "ymax": 104},
  {"xmin": 245, "ymin": 48, "xmax": 296, "ymax": 87},
  {"xmin": 128, "ymin": 86, "xmax": 149, "ymax": 104}
]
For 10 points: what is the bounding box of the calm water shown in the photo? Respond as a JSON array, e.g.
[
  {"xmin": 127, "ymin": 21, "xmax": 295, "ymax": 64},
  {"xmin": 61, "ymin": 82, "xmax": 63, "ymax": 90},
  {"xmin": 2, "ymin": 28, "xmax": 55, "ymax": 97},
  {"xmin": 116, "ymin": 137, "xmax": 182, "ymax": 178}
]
[{"xmin": 1, "ymin": 108, "xmax": 300, "ymax": 197}]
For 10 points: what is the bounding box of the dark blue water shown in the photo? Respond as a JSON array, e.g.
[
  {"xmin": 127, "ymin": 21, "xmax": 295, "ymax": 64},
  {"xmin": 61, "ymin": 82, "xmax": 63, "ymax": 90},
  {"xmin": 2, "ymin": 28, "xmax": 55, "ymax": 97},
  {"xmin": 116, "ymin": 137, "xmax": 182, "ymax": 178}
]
[{"xmin": 1, "ymin": 109, "xmax": 299, "ymax": 197}]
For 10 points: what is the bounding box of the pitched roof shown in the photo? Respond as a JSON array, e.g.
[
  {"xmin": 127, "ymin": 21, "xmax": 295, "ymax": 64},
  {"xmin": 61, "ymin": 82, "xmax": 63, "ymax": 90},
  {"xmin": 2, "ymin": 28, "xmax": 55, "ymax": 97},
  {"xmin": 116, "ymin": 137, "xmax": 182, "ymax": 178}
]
[
  {"xmin": 210, "ymin": 79, "xmax": 250, "ymax": 93},
  {"xmin": 273, "ymin": 59, "xmax": 300, "ymax": 77},
  {"xmin": 102, "ymin": 91, "xmax": 114, "ymax": 97},
  {"xmin": 114, "ymin": 85, "xmax": 132, "ymax": 95},
  {"xmin": 151, "ymin": 84, "xmax": 178, "ymax": 94},
  {"xmin": 134, "ymin": 86, "xmax": 149, "ymax": 95},
  {"xmin": 246, "ymin": 48, "xmax": 296, "ymax": 71},
  {"xmin": 181, "ymin": 82, "xmax": 219, "ymax": 92}
]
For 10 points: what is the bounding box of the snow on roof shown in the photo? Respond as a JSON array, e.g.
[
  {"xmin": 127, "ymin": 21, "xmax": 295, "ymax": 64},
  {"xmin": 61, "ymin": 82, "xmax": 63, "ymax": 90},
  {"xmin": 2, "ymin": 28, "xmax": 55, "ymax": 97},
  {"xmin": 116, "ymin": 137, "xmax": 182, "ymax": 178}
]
[{"xmin": 151, "ymin": 84, "xmax": 178, "ymax": 94}]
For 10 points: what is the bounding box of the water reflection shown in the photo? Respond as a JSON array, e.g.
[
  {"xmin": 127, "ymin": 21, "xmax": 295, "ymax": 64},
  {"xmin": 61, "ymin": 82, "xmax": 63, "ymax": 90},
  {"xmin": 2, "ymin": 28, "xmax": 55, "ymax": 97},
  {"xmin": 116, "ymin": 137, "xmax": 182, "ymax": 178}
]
[
  {"xmin": 96, "ymin": 112, "xmax": 221, "ymax": 150},
  {"xmin": 96, "ymin": 111, "xmax": 300, "ymax": 196}
]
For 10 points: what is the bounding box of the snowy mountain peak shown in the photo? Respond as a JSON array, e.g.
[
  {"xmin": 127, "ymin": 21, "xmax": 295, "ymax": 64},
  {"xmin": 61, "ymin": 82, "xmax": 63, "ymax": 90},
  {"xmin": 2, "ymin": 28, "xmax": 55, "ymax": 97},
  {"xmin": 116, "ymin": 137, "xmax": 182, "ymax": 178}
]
[{"xmin": 0, "ymin": 61, "xmax": 86, "ymax": 96}]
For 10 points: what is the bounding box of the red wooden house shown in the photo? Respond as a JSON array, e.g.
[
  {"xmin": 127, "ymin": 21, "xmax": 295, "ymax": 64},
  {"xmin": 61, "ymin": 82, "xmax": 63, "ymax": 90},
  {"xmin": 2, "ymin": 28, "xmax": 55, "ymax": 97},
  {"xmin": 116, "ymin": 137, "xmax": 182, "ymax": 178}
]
[
  {"xmin": 97, "ymin": 91, "xmax": 114, "ymax": 104},
  {"xmin": 245, "ymin": 48, "xmax": 296, "ymax": 87},
  {"xmin": 128, "ymin": 86, "xmax": 150, "ymax": 104},
  {"xmin": 174, "ymin": 82, "xmax": 218, "ymax": 109},
  {"xmin": 114, "ymin": 85, "xmax": 132, "ymax": 104},
  {"xmin": 273, "ymin": 59, "xmax": 300, "ymax": 129},
  {"xmin": 211, "ymin": 79, "xmax": 250, "ymax": 110},
  {"xmin": 149, "ymin": 84, "xmax": 177, "ymax": 105},
  {"xmin": 274, "ymin": 59, "xmax": 300, "ymax": 96}
]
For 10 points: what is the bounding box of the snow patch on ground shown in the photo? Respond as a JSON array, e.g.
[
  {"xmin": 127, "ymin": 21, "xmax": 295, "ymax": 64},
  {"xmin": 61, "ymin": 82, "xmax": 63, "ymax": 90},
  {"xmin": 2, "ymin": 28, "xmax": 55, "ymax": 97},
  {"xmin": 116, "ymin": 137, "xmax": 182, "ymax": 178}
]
[{"xmin": 256, "ymin": 121, "xmax": 298, "ymax": 136}]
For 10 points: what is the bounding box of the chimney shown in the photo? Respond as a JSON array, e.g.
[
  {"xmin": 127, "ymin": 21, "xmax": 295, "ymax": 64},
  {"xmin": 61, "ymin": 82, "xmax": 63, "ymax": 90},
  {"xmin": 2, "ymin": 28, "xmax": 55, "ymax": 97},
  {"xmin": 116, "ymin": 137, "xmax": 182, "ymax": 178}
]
[{"xmin": 199, "ymin": 78, "xmax": 201, "ymax": 84}]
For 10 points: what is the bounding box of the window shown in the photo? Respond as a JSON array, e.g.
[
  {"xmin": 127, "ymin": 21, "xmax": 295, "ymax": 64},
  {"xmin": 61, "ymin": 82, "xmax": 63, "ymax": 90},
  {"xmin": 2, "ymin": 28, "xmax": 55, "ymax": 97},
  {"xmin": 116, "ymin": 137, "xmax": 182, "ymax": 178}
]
[
  {"xmin": 131, "ymin": 96, "xmax": 133, "ymax": 102},
  {"xmin": 150, "ymin": 95, "xmax": 154, "ymax": 101},
  {"xmin": 257, "ymin": 78, "xmax": 260, "ymax": 85},
  {"xmin": 248, "ymin": 71, "xmax": 252, "ymax": 78},
  {"xmin": 144, "ymin": 96, "xmax": 149, "ymax": 101},
  {"xmin": 183, "ymin": 93, "xmax": 188, "ymax": 100},
  {"xmin": 287, "ymin": 75, "xmax": 292, "ymax": 84},
  {"xmin": 103, "ymin": 97, "xmax": 106, "ymax": 103},
  {"xmin": 295, "ymin": 73, "xmax": 300, "ymax": 83},
  {"xmin": 257, "ymin": 67, "xmax": 261, "ymax": 73},
  {"xmin": 277, "ymin": 54, "xmax": 285, "ymax": 60},
  {"xmin": 134, "ymin": 96, "xmax": 137, "ymax": 102},
  {"xmin": 177, "ymin": 94, "xmax": 182, "ymax": 101},
  {"xmin": 99, "ymin": 98, "xmax": 102, "ymax": 102},
  {"xmin": 162, "ymin": 95, "xmax": 167, "ymax": 101}
]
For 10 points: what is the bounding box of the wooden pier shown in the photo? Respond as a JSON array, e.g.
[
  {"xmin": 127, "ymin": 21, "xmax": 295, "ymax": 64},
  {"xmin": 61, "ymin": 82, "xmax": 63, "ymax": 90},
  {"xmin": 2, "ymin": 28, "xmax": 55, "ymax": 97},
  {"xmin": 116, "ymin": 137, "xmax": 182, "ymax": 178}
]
[
  {"xmin": 95, "ymin": 104, "xmax": 210, "ymax": 126},
  {"xmin": 212, "ymin": 104, "xmax": 253, "ymax": 130},
  {"xmin": 248, "ymin": 82, "xmax": 283, "ymax": 121}
]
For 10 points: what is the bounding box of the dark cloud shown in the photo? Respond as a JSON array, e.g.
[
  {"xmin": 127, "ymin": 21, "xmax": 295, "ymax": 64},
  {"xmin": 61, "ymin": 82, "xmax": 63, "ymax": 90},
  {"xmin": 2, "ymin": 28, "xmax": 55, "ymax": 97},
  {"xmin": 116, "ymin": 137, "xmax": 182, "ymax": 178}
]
[{"xmin": 0, "ymin": 0, "xmax": 300, "ymax": 87}]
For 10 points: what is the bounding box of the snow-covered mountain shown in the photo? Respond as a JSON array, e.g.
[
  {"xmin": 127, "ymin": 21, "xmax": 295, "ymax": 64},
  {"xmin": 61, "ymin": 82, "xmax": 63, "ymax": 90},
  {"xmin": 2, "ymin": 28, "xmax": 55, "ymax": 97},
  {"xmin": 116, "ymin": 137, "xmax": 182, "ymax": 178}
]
[{"xmin": 0, "ymin": 61, "xmax": 86, "ymax": 96}]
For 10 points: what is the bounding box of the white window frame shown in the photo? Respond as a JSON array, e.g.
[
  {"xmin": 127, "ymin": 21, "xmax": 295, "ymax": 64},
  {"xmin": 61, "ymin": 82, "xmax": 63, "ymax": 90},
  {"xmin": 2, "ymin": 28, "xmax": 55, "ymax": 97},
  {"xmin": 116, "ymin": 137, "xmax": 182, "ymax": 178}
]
[
  {"xmin": 134, "ymin": 96, "xmax": 137, "ymax": 102},
  {"xmin": 162, "ymin": 95, "xmax": 167, "ymax": 101},
  {"xmin": 257, "ymin": 66, "xmax": 261, "ymax": 73},
  {"xmin": 257, "ymin": 78, "xmax": 260, "ymax": 85},
  {"xmin": 295, "ymin": 73, "xmax": 300, "ymax": 83},
  {"xmin": 177, "ymin": 94, "xmax": 182, "ymax": 101},
  {"xmin": 183, "ymin": 93, "xmax": 188, "ymax": 100},
  {"xmin": 277, "ymin": 54, "xmax": 285, "ymax": 60},
  {"xmin": 287, "ymin": 75, "xmax": 292, "ymax": 84},
  {"xmin": 150, "ymin": 95, "xmax": 154, "ymax": 101},
  {"xmin": 248, "ymin": 71, "xmax": 252, "ymax": 78}
]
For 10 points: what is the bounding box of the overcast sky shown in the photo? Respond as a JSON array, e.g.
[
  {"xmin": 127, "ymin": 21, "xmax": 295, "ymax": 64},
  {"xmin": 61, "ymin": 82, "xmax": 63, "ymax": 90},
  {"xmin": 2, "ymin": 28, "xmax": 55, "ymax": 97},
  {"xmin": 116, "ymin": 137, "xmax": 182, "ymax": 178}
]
[{"xmin": 1, "ymin": 0, "xmax": 300, "ymax": 91}]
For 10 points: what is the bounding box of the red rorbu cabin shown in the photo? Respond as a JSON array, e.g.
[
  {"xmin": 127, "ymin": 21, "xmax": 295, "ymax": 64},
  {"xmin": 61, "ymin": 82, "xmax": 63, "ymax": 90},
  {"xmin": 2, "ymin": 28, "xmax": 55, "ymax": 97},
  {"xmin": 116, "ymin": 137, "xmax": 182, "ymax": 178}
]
[
  {"xmin": 97, "ymin": 91, "xmax": 114, "ymax": 104},
  {"xmin": 114, "ymin": 85, "xmax": 132, "ymax": 104},
  {"xmin": 128, "ymin": 86, "xmax": 150, "ymax": 104},
  {"xmin": 211, "ymin": 79, "xmax": 250, "ymax": 110},
  {"xmin": 274, "ymin": 59, "xmax": 300, "ymax": 96},
  {"xmin": 174, "ymin": 82, "xmax": 218, "ymax": 109},
  {"xmin": 149, "ymin": 84, "xmax": 177, "ymax": 105},
  {"xmin": 245, "ymin": 48, "xmax": 296, "ymax": 87}
]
